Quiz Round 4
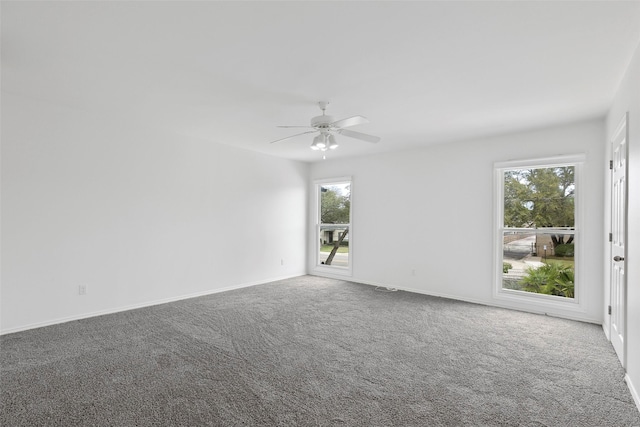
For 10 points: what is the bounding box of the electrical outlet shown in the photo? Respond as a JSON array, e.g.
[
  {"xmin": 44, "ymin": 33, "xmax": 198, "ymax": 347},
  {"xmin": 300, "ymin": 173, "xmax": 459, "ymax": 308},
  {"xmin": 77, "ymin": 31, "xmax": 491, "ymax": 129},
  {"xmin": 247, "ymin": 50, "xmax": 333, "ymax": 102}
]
[
  {"xmin": 78, "ymin": 285, "xmax": 87, "ymax": 295},
  {"xmin": 281, "ymin": 258, "xmax": 284, "ymax": 266},
  {"xmin": 411, "ymin": 269, "xmax": 416, "ymax": 276}
]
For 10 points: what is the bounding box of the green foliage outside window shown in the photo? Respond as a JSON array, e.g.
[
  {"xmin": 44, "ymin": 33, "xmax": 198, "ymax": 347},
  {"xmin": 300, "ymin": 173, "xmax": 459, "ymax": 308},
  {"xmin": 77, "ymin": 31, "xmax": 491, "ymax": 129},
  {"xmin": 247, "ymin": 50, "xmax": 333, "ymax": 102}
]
[
  {"xmin": 554, "ymin": 244, "xmax": 575, "ymax": 257},
  {"xmin": 503, "ymin": 262, "xmax": 513, "ymax": 274},
  {"xmin": 519, "ymin": 262, "xmax": 575, "ymax": 298},
  {"xmin": 504, "ymin": 166, "xmax": 575, "ymax": 248},
  {"xmin": 321, "ymin": 186, "xmax": 350, "ymax": 224}
]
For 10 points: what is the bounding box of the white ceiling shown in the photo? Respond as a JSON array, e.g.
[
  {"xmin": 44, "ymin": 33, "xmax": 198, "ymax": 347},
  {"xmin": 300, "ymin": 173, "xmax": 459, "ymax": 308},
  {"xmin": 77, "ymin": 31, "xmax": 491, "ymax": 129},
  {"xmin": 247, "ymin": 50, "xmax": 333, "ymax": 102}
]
[{"xmin": 3, "ymin": 1, "xmax": 640, "ymax": 163}]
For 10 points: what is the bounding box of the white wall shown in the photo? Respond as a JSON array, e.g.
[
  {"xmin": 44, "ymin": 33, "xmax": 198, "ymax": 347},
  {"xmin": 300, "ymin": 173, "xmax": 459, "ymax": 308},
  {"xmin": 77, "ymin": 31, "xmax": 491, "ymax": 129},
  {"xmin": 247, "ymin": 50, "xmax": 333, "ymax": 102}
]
[
  {"xmin": 310, "ymin": 119, "xmax": 605, "ymax": 323},
  {"xmin": 607, "ymin": 40, "xmax": 640, "ymax": 410},
  {"xmin": 1, "ymin": 93, "xmax": 308, "ymax": 334}
]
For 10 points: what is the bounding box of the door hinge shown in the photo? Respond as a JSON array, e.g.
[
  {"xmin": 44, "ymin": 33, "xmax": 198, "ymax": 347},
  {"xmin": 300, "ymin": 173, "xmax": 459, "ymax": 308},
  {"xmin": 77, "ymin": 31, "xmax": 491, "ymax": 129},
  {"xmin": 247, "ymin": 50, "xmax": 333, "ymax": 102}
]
[
  {"xmin": 609, "ymin": 232, "xmax": 613, "ymax": 242},
  {"xmin": 610, "ymin": 160, "xmax": 613, "ymax": 170},
  {"xmin": 608, "ymin": 305, "xmax": 612, "ymax": 315}
]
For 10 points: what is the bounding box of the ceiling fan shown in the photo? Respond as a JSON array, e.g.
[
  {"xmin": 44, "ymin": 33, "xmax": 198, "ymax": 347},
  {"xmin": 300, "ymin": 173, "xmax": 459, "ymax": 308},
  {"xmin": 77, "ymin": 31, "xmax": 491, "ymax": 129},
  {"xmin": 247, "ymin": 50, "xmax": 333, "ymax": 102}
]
[{"xmin": 269, "ymin": 101, "xmax": 381, "ymax": 151}]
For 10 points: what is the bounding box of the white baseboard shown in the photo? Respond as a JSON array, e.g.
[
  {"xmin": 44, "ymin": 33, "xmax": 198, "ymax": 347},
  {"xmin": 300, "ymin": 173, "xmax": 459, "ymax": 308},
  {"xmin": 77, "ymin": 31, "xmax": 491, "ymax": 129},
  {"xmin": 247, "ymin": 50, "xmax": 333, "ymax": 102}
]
[
  {"xmin": 309, "ymin": 273, "xmax": 495, "ymax": 307},
  {"xmin": 309, "ymin": 273, "xmax": 601, "ymax": 324},
  {"xmin": 0, "ymin": 273, "xmax": 305, "ymax": 335},
  {"xmin": 626, "ymin": 374, "xmax": 640, "ymax": 415},
  {"xmin": 602, "ymin": 321, "xmax": 611, "ymax": 341}
]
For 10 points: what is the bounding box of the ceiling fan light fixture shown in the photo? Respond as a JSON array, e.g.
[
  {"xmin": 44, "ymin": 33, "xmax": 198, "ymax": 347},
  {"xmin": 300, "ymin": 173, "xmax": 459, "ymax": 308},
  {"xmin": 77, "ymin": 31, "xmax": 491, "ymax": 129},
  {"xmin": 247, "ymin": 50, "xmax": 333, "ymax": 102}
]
[
  {"xmin": 311, "ymin": 134, "xmax": 325, "ymax": 150},
  {"xmin": 328, "ymin": 135, "xmax": 338, "ymax": 150}
]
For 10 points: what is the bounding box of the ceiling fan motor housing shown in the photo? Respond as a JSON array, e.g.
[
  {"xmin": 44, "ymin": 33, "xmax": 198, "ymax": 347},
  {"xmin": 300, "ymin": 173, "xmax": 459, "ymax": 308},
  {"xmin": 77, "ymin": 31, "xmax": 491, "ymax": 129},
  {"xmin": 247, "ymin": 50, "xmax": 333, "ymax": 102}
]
[{"xmin": 311, "ymin": 115, "xmax": 334, "ymax": 129}]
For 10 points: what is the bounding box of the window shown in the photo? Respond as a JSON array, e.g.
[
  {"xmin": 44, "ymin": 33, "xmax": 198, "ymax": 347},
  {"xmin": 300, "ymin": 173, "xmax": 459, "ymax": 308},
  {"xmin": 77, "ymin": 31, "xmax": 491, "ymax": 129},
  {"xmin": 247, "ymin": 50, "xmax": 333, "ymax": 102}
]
[
  {"xmin": 495, "ymin": 156, "xmax": 583, "ymax": 305},
  {"xmin": 315, "ymin": 178, "xmax": 351, "ymax": 273}
]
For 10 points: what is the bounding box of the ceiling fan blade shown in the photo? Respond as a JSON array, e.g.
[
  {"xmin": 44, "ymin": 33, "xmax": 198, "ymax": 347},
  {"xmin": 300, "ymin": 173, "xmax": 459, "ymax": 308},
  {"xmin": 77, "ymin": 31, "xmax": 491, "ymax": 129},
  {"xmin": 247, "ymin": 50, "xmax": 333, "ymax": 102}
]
[
  {"xmin": 277, "ymin": 125, "xmax": 313, "ymax": 129},
  {"xmin": 330, "ymin": 115, "xmax": 369, "ymax": 129},
  {"xmin": 338, "ymin": 129, "xmax": 380, "ymax": 143},
  {"xmin": 269, "ymin": 130, "xmax": 317, "ymax": 144}
]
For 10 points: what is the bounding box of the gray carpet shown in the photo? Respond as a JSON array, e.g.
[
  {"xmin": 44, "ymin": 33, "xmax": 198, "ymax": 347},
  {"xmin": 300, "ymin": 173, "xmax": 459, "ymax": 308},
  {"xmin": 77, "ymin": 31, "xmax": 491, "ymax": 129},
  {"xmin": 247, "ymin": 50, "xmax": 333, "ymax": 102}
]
[{"xmin": 1, "ymin": 275, "xmax": 639, "ymax": 426}]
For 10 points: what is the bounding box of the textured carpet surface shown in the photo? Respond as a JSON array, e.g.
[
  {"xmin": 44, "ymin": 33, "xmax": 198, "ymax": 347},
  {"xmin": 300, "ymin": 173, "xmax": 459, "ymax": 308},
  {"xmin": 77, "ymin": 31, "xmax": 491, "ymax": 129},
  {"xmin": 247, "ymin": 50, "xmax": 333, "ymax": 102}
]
[{"xmin": 1, "ymin": 275, "xmax": 639, "ymax": 426}]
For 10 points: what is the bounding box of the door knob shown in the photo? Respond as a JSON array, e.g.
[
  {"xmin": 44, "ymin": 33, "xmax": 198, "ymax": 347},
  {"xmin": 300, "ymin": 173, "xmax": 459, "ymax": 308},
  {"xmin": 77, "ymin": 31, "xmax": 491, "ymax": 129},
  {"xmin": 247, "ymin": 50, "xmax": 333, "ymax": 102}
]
[{"xmin": 613, "ymin": 256, "xmax": 625, "ymax": 262}]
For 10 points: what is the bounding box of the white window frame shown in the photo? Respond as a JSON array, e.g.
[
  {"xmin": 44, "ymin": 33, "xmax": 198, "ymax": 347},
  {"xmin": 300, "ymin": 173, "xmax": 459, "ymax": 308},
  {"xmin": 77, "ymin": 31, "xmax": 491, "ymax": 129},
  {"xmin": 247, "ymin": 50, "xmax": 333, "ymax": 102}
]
[
  {"xmin": 493, "ymin": 155, "xmax": 586, "ymax": 314},
  {"xmin": 312, "ymin": 176, "xmax": 353, "ymax": 277}
]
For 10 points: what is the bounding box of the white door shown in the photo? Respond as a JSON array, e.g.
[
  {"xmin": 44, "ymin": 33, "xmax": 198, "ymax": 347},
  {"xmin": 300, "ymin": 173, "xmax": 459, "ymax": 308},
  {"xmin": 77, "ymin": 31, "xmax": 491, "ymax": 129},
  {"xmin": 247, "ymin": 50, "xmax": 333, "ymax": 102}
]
[{"xmin": 610, "ymin": 113, "xmax": 628, "ymax": 367}]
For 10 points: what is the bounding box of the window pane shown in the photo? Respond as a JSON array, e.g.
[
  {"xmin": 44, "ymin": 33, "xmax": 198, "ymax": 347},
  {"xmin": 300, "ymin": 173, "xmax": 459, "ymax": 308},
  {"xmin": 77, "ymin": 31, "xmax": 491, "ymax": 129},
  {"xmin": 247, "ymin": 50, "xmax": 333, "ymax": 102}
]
[
  {"xmin": 318, "ymin": 181, "xmax": 351, "ymax": 269},
  {"xmin": 320, "ymin": 184, "xmax": 350, "ymax": 224},
  {"xmin": 504, "ymin": 166, "xmax": 575, "ymax": 228},
  {"xmin": 501, "ymin": 165, "xmax": 576, "ymax": 299},
  {"xmin": 319, "ymin": 225, "xmax": 349, "ymax": 266},
  {"xmin": 502, "ymin": 230, "xmax": 575, "ymax": 299}
]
